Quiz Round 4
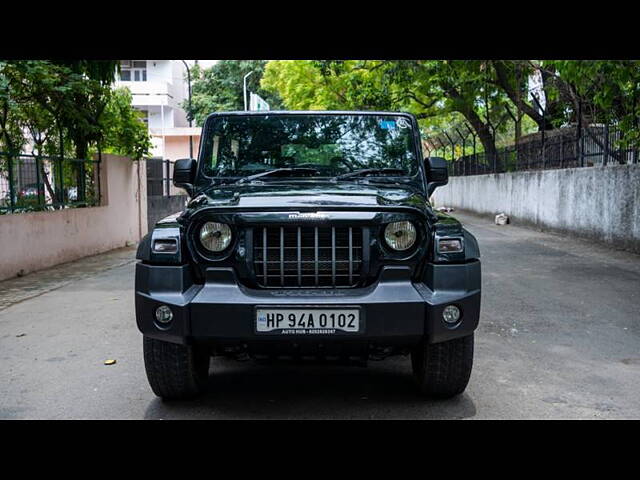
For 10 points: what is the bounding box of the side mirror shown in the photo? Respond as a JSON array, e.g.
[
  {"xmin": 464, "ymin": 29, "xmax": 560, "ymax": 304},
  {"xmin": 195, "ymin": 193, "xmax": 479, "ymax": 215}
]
[
  {"xmin": 173, "ymin": 158, "xmax": 197, "ymax": 196},
  {"xmin": 425, "ymin": 156, "xmax": 449, "ymax": 196}
]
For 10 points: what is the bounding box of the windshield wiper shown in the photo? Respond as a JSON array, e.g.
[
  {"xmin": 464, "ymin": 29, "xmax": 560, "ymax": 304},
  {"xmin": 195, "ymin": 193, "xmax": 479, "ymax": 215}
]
[
  {"xmin": 332, "ymin": 168, "xmax": 406, "ymax": 181},
  {"xmin": 235, "ymin": 167, "xmax": 321, "ymax": 184}
]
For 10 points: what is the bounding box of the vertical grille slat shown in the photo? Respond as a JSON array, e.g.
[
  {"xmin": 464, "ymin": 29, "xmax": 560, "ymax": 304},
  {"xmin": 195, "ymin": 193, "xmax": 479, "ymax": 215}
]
[
  {"xmin": 297, "ymin": 227, "xmax": 302, "ymax": 285},
  {"xmin": 348, "ymin": 227, "xmax": 353, "ymax": 285},
  {"xmin": 331, "ymin": 227, "xmax": 336, "ymax": 287},
  {"xmin": 314, "ymin": 227, "xmax": 319, "ymax": 287},
  {"xmin": 254, "ymin": 225, "xmax": 363, "ymax": 289},
  {"xmin": 262, "ymin": 227, "xmax": 268, "ymax": 287},
  {"xmin": 280, "ymin": 227, "xmax": 284, "ymax": 286}
]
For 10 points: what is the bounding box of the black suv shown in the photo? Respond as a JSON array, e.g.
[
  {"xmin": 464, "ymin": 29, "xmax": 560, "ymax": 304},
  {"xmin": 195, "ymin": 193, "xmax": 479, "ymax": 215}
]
[{"xmin": 135, "ymin": 111, "xmax": 481, "ymax": 400}]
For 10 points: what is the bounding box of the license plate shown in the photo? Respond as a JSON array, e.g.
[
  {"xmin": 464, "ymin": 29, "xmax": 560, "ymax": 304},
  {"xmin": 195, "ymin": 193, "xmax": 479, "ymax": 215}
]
[{"xmin": 255, "ymin": 308, "xmax": 360, "ymax": 335}]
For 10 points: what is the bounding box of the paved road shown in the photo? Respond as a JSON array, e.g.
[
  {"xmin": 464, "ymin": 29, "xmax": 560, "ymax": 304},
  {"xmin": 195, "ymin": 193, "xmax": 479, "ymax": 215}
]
[{"xmin": 1, "ymin": 212, "xmax": 639, "ymax": 419}]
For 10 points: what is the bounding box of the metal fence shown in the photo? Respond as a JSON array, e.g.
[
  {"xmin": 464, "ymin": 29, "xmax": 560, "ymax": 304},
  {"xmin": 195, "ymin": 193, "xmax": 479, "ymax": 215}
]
[
  {"xmin": 427, "ymin": 124, "xmax": 639, "ymax": 177},
  {"xmin": 146, "ymin": 157, "xmax": 175, "ymax": 197},
  {"xmin": 145, "ymin": 157, "xmax": 188, "ymax": 233},
  {"xmin": 0, "ymin": 152, "xmax": 101, "ymax": 214}
]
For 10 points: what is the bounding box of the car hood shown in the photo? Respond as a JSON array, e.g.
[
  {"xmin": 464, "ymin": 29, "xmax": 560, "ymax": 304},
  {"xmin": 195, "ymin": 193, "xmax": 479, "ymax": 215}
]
[{"xmin": 184, "ymin": 181, "xmax": 435, "ymax": 219}]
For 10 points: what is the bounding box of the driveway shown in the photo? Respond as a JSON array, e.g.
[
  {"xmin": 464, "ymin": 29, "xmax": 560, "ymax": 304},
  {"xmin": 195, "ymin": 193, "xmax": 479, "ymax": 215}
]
[{"xmin": 1, "ymin": 212, "xmax": 639, "ymax": 419}]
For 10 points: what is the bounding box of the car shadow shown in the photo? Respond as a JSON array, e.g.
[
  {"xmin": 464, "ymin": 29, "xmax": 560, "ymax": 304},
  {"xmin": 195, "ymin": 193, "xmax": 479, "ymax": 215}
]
[{"xmin": 143, "ymin": 356, "xmax": 477, "ymax": 420}]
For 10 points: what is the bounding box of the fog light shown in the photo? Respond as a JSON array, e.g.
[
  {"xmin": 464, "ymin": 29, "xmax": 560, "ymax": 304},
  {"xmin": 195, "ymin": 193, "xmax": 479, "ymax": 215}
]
[
  {"xmin": 155, "ymin": 305, "xmax": 173, "ymax": 324},
  {"xmin": 442, "ymin": 305, "xmax": 461, "ymax": 324}
]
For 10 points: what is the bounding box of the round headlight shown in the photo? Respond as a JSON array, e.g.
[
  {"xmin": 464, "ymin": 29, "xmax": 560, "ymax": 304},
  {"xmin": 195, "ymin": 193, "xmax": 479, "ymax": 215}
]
[
  {"xmin": 199, "ymin": 222, "xmax": 232, "ymax": 252},
  {"xmin": 384, "ymin": 221, "xmax": 417, "ymax": 251}
]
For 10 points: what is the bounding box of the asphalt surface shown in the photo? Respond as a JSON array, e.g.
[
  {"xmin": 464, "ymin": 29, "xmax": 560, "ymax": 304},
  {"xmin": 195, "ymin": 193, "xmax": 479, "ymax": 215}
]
[{"xmin": 1, "ymin": 211, "xmax": 639, "ymax": 419}]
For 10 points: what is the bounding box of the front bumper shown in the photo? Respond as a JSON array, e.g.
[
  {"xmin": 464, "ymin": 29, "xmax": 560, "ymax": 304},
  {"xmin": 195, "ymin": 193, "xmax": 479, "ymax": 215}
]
[{"xmin": 135, "ymin": 261, "xmax": 481, "ymax": 349}]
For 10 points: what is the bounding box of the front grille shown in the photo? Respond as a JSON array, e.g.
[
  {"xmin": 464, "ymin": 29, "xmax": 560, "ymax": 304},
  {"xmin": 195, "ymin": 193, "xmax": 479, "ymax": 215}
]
[{"xmin": 253, "ymin": 226, "xmax": 363, "ymax": 288}]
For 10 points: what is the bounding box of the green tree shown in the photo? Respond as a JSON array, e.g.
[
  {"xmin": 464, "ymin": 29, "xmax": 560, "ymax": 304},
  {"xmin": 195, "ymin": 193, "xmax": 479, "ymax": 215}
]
[
  {"xmin": 0, "ymin": 60, "xmax": 150, "ymax": 159},
  {"xmin": 544, "ymin": 60, "xmax": 640, "ymax": 148},
  {"xmin": 185, "ymin": 60, "xmax": 283, "ymax": 125},
  {"xmin": 0, "ymin": 61, "xmax": 30, "ymax": 155},
  {"xmin": 1, "ymin": 60, "xmax": 151, "ymax": 208},
  {"xmin": 1, "ymin": 61, "xmax": 149, "ymax": 211},
  {"xmin": 262, "ymin": 60, "xmax": 385, "ymax": 110},
  {"xmin": 31, "ymin": 60, "xmax": 119, "ymax": 160},
  {"xmin": 262, "ymin": 60, "xmax": 514, "ymax": 157},
  {"xmin": 97, "ymin": 87, "xmax": 152, "ymax": 161},
  {"xmin": 263, "ymin": 59, "xmax": 640, "ymax": 157}
]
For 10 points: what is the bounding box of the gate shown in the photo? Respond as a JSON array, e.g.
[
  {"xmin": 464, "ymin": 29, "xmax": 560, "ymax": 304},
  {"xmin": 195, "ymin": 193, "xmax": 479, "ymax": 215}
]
[{"xmin": 145, "ymin": 157, "xmax": 187, "ymax": 232}]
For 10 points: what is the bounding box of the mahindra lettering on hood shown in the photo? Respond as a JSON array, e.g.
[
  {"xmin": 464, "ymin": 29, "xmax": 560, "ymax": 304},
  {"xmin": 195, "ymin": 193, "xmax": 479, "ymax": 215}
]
[{"xmin": 135, "ymin": 111, "xmax": 481, "ymax": 400}]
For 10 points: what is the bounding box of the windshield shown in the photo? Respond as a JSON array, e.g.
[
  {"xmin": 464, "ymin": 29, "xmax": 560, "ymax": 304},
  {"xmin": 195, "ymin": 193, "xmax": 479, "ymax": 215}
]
[{"xmin": 199, "ymin": 113, "xmax": 421, "ymax": 181}]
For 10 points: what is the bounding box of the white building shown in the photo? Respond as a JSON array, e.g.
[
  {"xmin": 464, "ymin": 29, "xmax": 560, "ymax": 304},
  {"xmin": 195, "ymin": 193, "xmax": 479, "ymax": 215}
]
[{"xmin": 115, "ymin": 60, "xmax": 214, "ymax": 161}]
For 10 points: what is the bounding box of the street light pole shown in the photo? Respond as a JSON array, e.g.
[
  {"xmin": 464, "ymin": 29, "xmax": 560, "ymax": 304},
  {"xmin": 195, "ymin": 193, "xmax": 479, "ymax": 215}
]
[
  {"xmin": 243, "ymin": 71, "xmax": 254, "ymax": 111},
  {"xmin": 180, "ymin": 60, "xmax": 193, "ymax": 159}
]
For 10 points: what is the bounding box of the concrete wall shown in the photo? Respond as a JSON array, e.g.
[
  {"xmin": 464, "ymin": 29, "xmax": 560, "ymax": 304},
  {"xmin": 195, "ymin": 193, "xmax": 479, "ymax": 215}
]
[
  {"xmin": 0, "ymin": 154, "xmax": 147, "ymax": 281},
  {"xmin": 434, "ymin": 164, "xmax": 640, "ymax": 253}
]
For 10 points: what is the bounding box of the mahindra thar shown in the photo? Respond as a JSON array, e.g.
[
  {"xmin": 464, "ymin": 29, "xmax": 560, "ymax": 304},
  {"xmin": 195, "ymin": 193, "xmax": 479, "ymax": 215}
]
[{"xmin": 135, "ymin": 111, "xmax": 481, "ymax": 400}]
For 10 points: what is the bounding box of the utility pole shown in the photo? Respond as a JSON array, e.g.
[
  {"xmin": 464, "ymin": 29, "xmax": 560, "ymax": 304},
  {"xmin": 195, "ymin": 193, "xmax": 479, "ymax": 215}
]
[
  {"xmin": 180, "ymin": 60, "xmax": 193, "ymax": 158},
  {"xmin": 243, "ymin": 71, "xmax": 254, "ymax": 111},
  {"xmin": 515, "ymin": 62, "xmax": 522, "ymax": 147},
  {"xmin": 181, "ymin": 60, "xmax": 192, "ymax": 158}
]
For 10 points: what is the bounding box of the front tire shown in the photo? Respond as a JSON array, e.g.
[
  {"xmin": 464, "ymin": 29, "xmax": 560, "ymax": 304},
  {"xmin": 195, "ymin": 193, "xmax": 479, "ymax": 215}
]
[
  {"xmin": 411, "ymin": 334, "xmax": 474, "ymax": 398},
  {"xmin": 143, "ymin": 336, "xmax": 210, "ymax": 400}
]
